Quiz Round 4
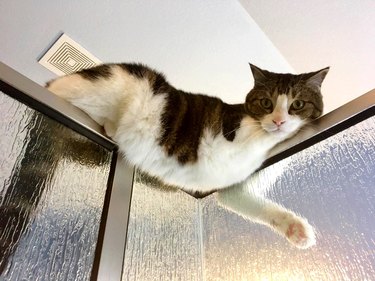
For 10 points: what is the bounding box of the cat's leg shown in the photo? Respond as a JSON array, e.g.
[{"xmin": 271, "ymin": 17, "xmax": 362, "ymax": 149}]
[
  {"xmin": 217, "ymin": 184, "xmax": 316, "ymax": 249},
  {"xmin": 103, "ymin": 120, "xmax": 117, "ymax": 138},
  {"xmin": 46, "ymin": 74, "xmax": 106, "ymax": 125},
  {"xmin": 46, "ymin": 71, "xmax": 124, "ymax": 128}
]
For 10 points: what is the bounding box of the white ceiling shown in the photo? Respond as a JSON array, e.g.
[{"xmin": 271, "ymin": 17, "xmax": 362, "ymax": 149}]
[
  {"xmin": 1, "ymin": 0, "xmax": 374, "ymax": 114},
  {"xmin": 0, "ymin": 0, "xmax": 291, "ymax": 105},
  {"xmin": 239, "ymin": 0, "xmax": 375, "ymax": 113}
]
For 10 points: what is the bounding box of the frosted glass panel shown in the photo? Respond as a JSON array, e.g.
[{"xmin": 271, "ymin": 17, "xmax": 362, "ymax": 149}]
[
  {"xmin": 124, "ymin": 116, "xmax": 375, "ymax": 281},
  {"xmin": 202, "ymin": 116, "xmax": 375, "ymax": 280},
  {"xmin": 122, "ymin": 172, "xmax": 202, "ymax": 281},
  {"xmin": 0, "ymin": 92, "xmax": 113, "ymax": 280}
]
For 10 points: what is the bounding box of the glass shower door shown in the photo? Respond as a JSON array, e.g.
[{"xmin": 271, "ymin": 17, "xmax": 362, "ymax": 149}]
[
  {"xmin": 0, "ymin": 62, "xmax": 132, "ymax": 281},
  {"xmin": 202, "ymin": 116, "xmax": 375, "ymax": 281},
  {"xmin": 0, "ymin": 90, "xmax": 113, "ymax": 280}
]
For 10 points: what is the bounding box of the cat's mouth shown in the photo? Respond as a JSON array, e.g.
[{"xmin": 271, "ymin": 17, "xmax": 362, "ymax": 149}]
[
  {"xmin": 262, "ymin": 125, "xmax": 285, "ymax": 133},
  {"xmin": 262, "ymin": 125, "xmax": 293, "ymax": 137}
]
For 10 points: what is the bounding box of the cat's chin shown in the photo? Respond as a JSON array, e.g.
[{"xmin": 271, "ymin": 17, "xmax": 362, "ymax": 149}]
[{"xmin": 264, "ymin": 128, "xmax": 294, "ymax": 139}]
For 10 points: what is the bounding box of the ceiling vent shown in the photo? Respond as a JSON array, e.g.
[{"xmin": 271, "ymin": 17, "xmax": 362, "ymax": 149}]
[{"xmin": 39, "ymin": 33, "xmax": 101, "ymax": 76}]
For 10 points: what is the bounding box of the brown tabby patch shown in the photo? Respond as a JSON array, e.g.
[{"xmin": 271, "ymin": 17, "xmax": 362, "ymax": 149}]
[
  {"xmin": 159, "ymin": 91, "xmax": 244, "ymax": 164},
  {"xmin": 78, "ymin": 64, "xmax": 113, "ymax": 80}
]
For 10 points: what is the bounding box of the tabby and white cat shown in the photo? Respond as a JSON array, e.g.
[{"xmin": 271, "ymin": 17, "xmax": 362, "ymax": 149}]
[{"xmin": 47, "ymin": 63, "xmax": 328, "ymax": 248}]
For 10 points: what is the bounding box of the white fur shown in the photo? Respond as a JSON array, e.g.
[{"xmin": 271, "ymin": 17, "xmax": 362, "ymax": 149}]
[
  {"xmin": 217, "ymin": 180, "xmax": 316, "ymax": 249},
  {"xmin": 48, "ymin": 67, "xmax": 303, "ymax": 192},
  {"xmin": 47, "ymin": 65, "xmax": 316, "ymax": 248}
]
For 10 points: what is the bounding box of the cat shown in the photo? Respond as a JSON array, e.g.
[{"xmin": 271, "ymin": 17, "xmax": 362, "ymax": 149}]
[{"xmin": 46, "ymin": 63, "xmax": 329, "ymax": 248}]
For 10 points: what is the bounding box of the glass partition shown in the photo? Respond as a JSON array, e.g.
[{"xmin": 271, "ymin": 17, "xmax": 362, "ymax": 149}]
[
  {"xmin": 0, "ymin": 92, "xmax": 114, "ymax": 280},
  {"xmin": 0, "ymin": 61, "xmax": 133, "ymax": 281},
  {"xmin": 122, "ymin": 173, "xmax": 203, "ymax": 281},
  {"xmin": 202, "ymin": 116, "xmax": 375, "ymax": 281},
  {"xmin": 123, "ymin": 115, "xmax": 375, "ymax": 280}
]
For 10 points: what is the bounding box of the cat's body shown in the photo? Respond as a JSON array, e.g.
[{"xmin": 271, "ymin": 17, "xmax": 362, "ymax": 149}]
[{"xmin": 47, "ymin": 62, "xmax": 328, "ymax": 249}]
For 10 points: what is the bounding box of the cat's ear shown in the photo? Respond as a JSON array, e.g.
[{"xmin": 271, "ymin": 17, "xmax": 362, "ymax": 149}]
[
  {"xmin": 249, "ymin": 63, "xmax": 270, "ymax": 84},
  {"xmin": 304, "ymin": 67, "xmax": 330, "ymax": 89}
]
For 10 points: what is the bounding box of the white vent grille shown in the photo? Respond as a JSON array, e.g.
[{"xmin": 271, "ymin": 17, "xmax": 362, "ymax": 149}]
[{"xmin": 39, "ymin": 34, "xmax": 101, "ymax": 75}]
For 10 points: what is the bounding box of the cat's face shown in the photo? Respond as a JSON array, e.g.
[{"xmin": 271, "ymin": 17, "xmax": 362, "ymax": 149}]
[{"xmin": 245, "ymin": 64, "xmax": 329, "ymax": 138}]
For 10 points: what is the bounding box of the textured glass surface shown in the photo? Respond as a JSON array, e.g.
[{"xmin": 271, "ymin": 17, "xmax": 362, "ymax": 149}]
[
  {"xmin": 124, "ymin": 116, "xmax": 375, "ymax": 281},
  {"xmin": 203, "ymin": 116, "xmax": 375, "ymax": 281},
  {"xmin": 122, "ymin": 172, "xmax": 203, "ymax": 281},
  {"xmin": 0, "ymin": 92, "xmax": 113, "ymax": 280}
]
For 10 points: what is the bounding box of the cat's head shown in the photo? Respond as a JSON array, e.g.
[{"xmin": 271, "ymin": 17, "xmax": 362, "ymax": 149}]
[{"xmin": 245, "ymin": 64, "xmax": 329, "ymax": 138}]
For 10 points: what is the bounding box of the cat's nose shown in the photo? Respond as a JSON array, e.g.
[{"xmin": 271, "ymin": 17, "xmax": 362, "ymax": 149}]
[{"xmin": 273, "ymin": 120, "xmax": 286, "ymax": 127}]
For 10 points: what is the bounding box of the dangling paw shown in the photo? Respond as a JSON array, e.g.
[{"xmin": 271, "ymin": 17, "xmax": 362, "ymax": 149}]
[
  {"xmin": 285, "ymin": 219, "xmax": 316, "ymax": 249},
  {"xmin": 271, "ymin": 213, "xmax": 316, "ymax": 249}
]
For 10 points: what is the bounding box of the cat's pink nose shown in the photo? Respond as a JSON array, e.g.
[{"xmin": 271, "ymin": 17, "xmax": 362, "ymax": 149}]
[{"xmin": 273, "ymin": 120, "xmax": 286, "ymax": 127}]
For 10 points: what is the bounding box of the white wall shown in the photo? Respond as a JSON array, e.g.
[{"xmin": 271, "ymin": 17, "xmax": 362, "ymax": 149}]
[
  {"xmin": 239, "ymin": 0, "xmax": 375, "ymax": 113},
  {"xmin": 0, "ymin": 0, "xmax": 291, "ymax": 104}
]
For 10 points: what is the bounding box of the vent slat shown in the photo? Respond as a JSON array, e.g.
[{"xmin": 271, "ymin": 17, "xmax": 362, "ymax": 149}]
[{"xmin": 39, "ymin": 34, "xmax": 101, "ymax": 75}]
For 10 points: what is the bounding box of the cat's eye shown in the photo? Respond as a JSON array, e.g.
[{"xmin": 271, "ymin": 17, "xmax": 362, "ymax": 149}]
[
  {"xmin": 260, "ymin": 98, "xmax": 272, "ymax": 109},
  {"xmin": 292, "ymin": 100, "xmax": 305, "ymax": 110}
]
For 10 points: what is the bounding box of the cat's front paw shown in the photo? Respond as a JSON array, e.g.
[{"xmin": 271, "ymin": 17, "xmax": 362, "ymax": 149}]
[
  {"xmin": 271, "ymin": 213, "xmax": 316, "ymax": 249},
  {"xmin": 285, "ymin": 219, "xmax": 316, "ymax": 249}
]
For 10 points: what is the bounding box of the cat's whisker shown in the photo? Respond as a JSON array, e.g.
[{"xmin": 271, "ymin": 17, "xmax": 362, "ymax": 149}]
[
  {"xmin": 296, "ymin": 123, "xmax": 321, "ymax": 133},
  {"xmin": 297, "ymin": 124, "xmax": 336, "ymax": 139},
  {"xmin": 223, "ymin": 124, "xmax": 253, "ymax": 138},
  {"xmin": 242, "ymin": 127, "xmax": 265, "ymax": 144},
  {"xmin": 222, "ymin": 126, "xmax": 241, "ymax": 138},
  {"xmin": 222, "ymin": 121, "xmax": 261, "ymax": 138}
]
